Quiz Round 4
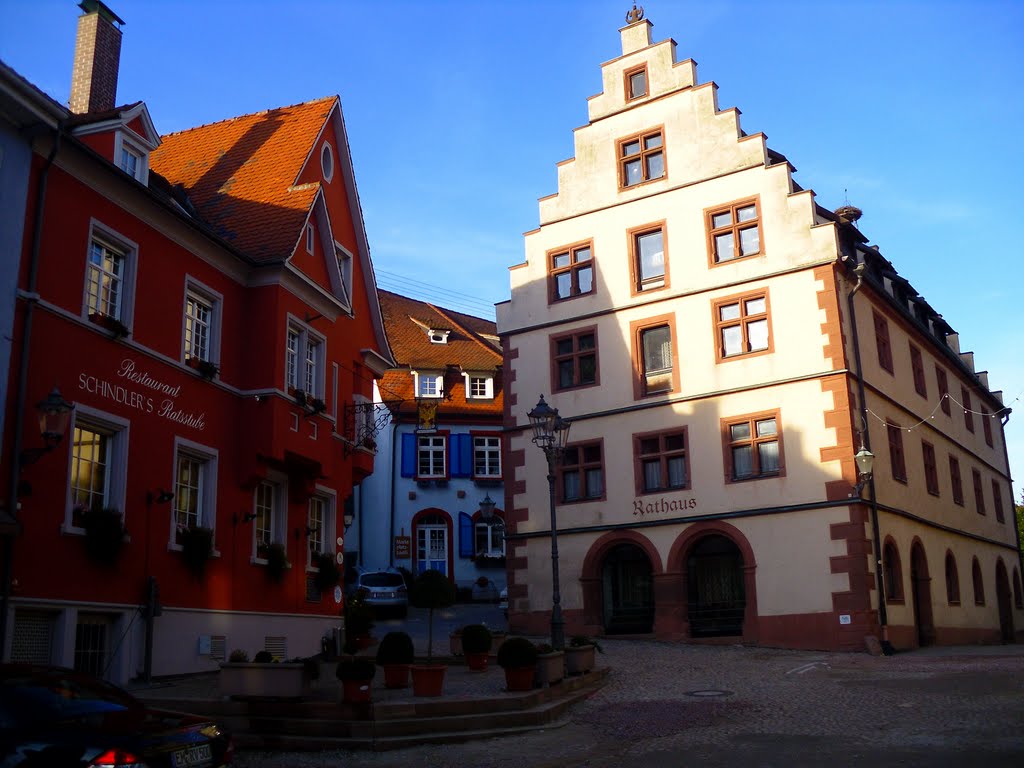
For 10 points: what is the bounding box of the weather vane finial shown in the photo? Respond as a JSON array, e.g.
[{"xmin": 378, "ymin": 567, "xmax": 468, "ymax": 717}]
[{"xmin": 626, "ymin": 3, "xmax": 644, "ymax": 24}]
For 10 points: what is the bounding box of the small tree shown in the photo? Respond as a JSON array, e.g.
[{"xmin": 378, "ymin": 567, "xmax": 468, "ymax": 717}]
[{"xmin": 410, "ymin": 569, "xmax": 456, "ymax": 662}]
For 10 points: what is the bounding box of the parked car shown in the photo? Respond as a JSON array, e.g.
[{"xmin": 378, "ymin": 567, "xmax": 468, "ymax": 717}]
[
  {"xmin": 0, "ymin": 663, "xmax": 234, "ymax": 767},
  {"xmin": 347, "ymin": 568, "xmax": 409, "ymax": 617},
  {"xmin": 499, "ymin": 587, "xmax": 508, "ymax": 617}
]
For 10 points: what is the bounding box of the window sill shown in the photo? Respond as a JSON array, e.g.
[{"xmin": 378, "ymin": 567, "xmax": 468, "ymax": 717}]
[
  {"xmin": 947, "ymin": 600, "xmax": 961, "ymax": 607},
  {"xmin": 885, "ymin": 597, "xmax": 905, "ymax": 605},
  {"xmin": 619, "ymin": 176, "xmax": 665, "ymax": 193},
  {"xmin": 473, "ymin": 478, "xmax": 502, "ymax": 487},
  {"xmin": 728, "ymin": 472, "xmax": 783, "ymax": 483}
]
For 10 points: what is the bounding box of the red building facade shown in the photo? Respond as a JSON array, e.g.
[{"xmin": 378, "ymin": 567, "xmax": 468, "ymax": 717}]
[{"xmin": 0, "ymin": 2, "xmax": 392, "ymax": 681}]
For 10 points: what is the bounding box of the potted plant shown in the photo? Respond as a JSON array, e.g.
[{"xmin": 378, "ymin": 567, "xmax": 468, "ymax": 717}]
[
  {"xmin": 179, "ymin": 525, "xmax": 213, "ymax": 579},
  {"xmin": 409, "ymin": 568, "xmax": 456, "ymax": 696},
  {"xmin": 565, "ymin": 635, "xmax": 602, "ymax": 675},
  {"xmin": 259, "ymin": 541, "xmax": 289, "ymax": 583},
  {"xmin": 312, "ymin": 551, "xmax": 341, "ymax": 593},
  {"xmin": 88, "ymin": 311, "xmax": 129, "ymax": 338},
  {"xmin": 82, "ymin": 507, "xmax": 126, "ymax": 566},
  {"xmin": 496, "ymin": 636, "xmax": 538, "ymax": 692},
  {"xmin": 336, "ymin": 656, "xmax": 376, "ymax": 703},
  {"xmin": 461, "ymin": 624, "xmax": 493, "ymax": 671},
  {"xmin": 533, "ymin": 642, "xmax": 565, "ymax": 687},
  {"xmin": 375, "ymin": 631, "xmax": 415, "ymax": 688}
]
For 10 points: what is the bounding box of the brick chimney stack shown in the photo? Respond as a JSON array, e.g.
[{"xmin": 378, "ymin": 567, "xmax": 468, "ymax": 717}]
[{"xmin": 69, "ymin": 1, "xmax": 125, "ymax": 114}]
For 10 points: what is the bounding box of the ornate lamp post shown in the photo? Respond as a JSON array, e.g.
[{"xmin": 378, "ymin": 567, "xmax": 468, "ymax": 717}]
[
  {"xmin": 479, "ymin": 493, "xmax": 496, "ymax": 521},
  {"xmin": 527, "ymin": 395, "xmax": 571, "ymax": 650}
]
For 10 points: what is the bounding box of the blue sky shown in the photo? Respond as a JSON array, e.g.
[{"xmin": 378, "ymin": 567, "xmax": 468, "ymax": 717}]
[{"xmin": 2, "ymin": 0, "xmax": 1022, "ymax": 499}]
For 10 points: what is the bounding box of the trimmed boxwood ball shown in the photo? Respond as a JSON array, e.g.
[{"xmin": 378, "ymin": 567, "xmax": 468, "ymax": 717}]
[
  {"xmin": 497, "ymin": 636, "xmax": 539, "ymax": 669},
  {"xmin": 461, "ymin": 624, "xmax": 493, "ymax": 655},
  {"xmin": 375, "ymin": 631, "xmax": 415, "ymax": 666},
  {"xmin": 253, "ymin": 650, "xmax": 273, "ymax": 663},
  {"xmin": 336, "ymin": 657, "xmax": 377, "ymax": 681}
]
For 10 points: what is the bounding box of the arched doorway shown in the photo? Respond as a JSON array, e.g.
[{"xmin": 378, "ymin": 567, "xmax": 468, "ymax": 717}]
[
  {"xmin": 909, "ymin": 541, "xmax": 934, "ymax": 647},
  {"xmin": 995, "ymin": 559, "xmax": 1015, "ymax": 644},
  {"xmin": 601, "ymin": 544, "xmax": 654, "ymax": 634},
  {"xmin": 687, "ymin": 535, "xmax": 745, "ymax": 637},
  {"xmin": 411, "ymin": 510, "xmax": 452, "ymax": 576}
]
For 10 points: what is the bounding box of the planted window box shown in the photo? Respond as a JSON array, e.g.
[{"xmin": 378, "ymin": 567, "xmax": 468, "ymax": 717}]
[
  {"xmin": 88, "ymin": 312, "xmax": 129, "ymax": 337},
  {"xmin": 219, "ymin": 656, "xmax": 314, "ymax": 700},
  {"xmin": 186, "ymin": 357, "xmax": 219, "ymax": 379}
]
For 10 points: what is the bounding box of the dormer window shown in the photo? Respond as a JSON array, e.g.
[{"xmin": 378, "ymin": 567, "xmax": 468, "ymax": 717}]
[
  {"xmin": 113, "ymin": 131, "xmax": 149, "ymax": 184},
  {"xmin": 415, "ymin": 371, "xmax": 444, "ymax": 398},
  {"xmin": 463, "ymin": 372, "xmax": 494, "ymax": 400},
  {"xmin": 428, "ymin": 329, "xmax": 450, "ymax": 344}
]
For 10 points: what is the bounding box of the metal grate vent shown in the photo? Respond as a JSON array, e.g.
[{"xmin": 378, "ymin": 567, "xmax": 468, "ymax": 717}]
[
  {"xmin": 264, "ymin": 635, "xmax": 287, "ymax": 660},
  {"xmin": 11, "ymin": 610, "xmax": 55, "ymax": 665}
]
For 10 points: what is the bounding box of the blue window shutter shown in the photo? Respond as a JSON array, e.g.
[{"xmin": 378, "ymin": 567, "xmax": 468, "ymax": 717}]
[
  {"xmin": 459, "ymin": 512, "xmax": 475, "ymax": 558},
  {"xmin": 450, "ymin": 434, "xmax": 472, "ymax": 478},
  {"xmin": 401, "ymin": 434, "xmax": 416, "ymax": 477}
]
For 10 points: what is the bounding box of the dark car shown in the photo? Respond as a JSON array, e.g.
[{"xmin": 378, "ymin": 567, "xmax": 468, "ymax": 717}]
[{"xmin": 0, "ymin": 664, "xmax": 233, "ymax": 767}]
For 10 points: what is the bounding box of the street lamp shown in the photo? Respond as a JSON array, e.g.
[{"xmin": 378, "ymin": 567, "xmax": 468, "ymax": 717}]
[
  {"xmin": 528, "ymin": 395, "xmax": 571, "ymax": 650},
  {"xmin": 479, "ymin": 493, "xmax": 496, "ymax": 521},
  {"xmin": 851, "ymin": 442, "xmax": 875, "ymax": 498}
]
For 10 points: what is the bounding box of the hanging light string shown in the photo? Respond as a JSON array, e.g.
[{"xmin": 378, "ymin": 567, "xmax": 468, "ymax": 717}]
[{"xmin": 865, "ymin": 387, "xmax": 1022, "ymax": 433}]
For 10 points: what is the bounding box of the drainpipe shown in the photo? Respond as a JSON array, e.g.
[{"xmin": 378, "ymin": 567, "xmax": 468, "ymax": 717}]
[
  {"xmin": 388, "ymin": 418, "xmax": 399, "ymax": 568},
  {"xmin": 846, "ymin": 260, "xmax": 889, "ymax": 639},
  {"xmin": 1, "ymin": 126, "xmax": 63, "ymax": 661},
  {"xmin": 998, "ymin": 411, "xmax": 1021, "ymax": 573}
]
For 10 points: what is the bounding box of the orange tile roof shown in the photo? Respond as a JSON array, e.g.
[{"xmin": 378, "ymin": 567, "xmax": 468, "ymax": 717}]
[{"xmin": 150, "ymin": 97, "xmax": 335, "ymax": 263}]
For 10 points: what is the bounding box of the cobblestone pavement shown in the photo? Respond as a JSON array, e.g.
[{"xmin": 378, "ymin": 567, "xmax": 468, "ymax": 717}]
[{"xmin": 234, "ymin": 640, "xmax": 1024, "ymax": 768}]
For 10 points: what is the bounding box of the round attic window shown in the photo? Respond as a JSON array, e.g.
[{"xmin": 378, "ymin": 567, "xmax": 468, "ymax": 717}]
[{"xmin": 321, "ymin": 143, "xmax": 334, "ymax": 183}]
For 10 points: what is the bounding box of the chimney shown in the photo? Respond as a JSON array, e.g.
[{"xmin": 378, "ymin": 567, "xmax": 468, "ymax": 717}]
[{"xmin": 69, "ymin": 1, "xmax": 125, "ymax": 114}]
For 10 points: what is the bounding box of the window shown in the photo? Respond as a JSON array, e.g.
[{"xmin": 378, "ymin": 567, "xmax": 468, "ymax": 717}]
[
  {"xmin": 417, "ymin": 434, "xmax": 447, "ymax": 479},
  {"xmin": 972, "ymin": 468, "xmax": 985, "ymax": 515},
  {"xmin": 475, "ymin": 517, "xmax": 505, "ymax": 558},
  {"xmin": 910, "ymin": 344, "xmax": 927, "ymax": 398},
  {"xmin": 972, "ymin": 557, "xmax": 984, "ymax": 605},
  {"xmin": 945, "ymin": 552, "xmax": 960, "ymax": 605},
  {"xmin": 625, "ymin": 64, "xmax": 648, "ymax": 100},
  {"xmin": 428, "ymin": 329, "xmax": 450, "ymax": 344},
  {"xmin": 949, "ymin": 455, "xmax": 964, "ymax": 506},
  {"xmin": 713, "ymin": 290, "xmax": 771, "ymax": 361},
  {"xmin": 559, "ymin": 441, "xmax": 604, "ymax": 503},
  {"xmin": 416, "ymin": 372, "xmax": 444, "ymax": 398},
  {"xmin": 114, "ymin": 132, "xmax": 148, "ymax": 183},
  {"xmin": 724, "ymin": 412, "xmax": 782, "ymax": 482},
  {"xmin": 886, "ymin": 422, "xmax": 906, "ymax": 483},
  {"xmin": 936, "ymin": 366, "xmax": 951, "ymax": 416},
  {"xmin": 549, "ymin": 242, "xmax": 594, "ymax": 302},
  {"xmin": 552, "ymin": 328, "xmax": 597, "ymax": 391},
  {"xmin": 982, "ymin": 408, "xmax": 993, "ymax": 447},
  {"xmin": 183, "ymin": 280, "xmax": 222, "ymax": 366},
  {"xmin": 630, "ymin": 224, "xmax": 667, "ymax": 292},
  {"xmin": 872, "ymin": 311, "xmax": 893, "ymax": 374},
  {"xmin": 618, "ymin": 128, "xmax": 664, "ymax": 187},
  {"xmin": 321, "ymin": 142, "xmax": 334, "ymax": 182},
  {"xmin": 253, "ymin": 480, "xmax": 285, "ymax": 558},
  {"xmin": 635, "ymin": 429, "xmax": 689, "ymax": 494},
  {"xmin": 172, "ymin": 441, "xmax": 217, "ymax": 546},
  {"xmin": 306, "ymin": 492, "xmax": 335, "ymax": 568},
  {"xmin": 961, "ymin": 387, "xmax": 974, "ymax": 433},
  {"xmin": 67, "ymin": 408, "xmax": 128, "ymax": 531},
  {"xmin": 86, "ymin": 239, "xmax": 125, "ymax": 321},
  {"xmin": 706, "ymin": 198, "xmax": 762, "ymax": 264},
  {"xmin": 992, "ymin": 480, "xmax": 1005, "ymax": 523},
  {"xmin": 473, "ymin": 434, "xmax": 501, "ymax": 478},
  {"xmin": 922, "ymin": 440, "xmax": 939, "ymax": 496},
  {"xmin": 285, "ymin": 320, "xmax": 325, "ymax": 397},
  {"xmin": 464, "ymin": 374, "xmax": 494, "ymax": 400},
  {"xmin": 883, "ymin": 539, "xmax": 903, "ymax": 601},
  {"xmin": 306, "ymin": 223, "xmax": 314, "ymax": 254},
  {"xmin": 119, "ymin": 145, "xmax": 140, "ymax": 178},
  {"xmin": 631, "ymin": 314, "xmax": 677, "ymax": 397}
]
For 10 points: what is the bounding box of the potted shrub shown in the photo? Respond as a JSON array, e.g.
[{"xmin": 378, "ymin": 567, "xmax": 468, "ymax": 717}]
[
  {"xmin": 179, "ymin": 525, "xmax": 213, "ymax": 579},
  {"xmin": 336, "ymin": 656, "xmax": 376, "ymax": 703},
  {"xmin": 88, "ymin": 311, "xmax": 129, "ymax": 338},
  {"xmin": 409, "ymin": 569, "xmax": 456, "ymax": 696},
  {"xmin": 461, "ymin": 624, "xmax": 493, "ymax": 671},
  {"xmin": 82, "ymin": 507, "xmax": 126, "ymax": 566},
  {"xmin": 565, "ymin": 635, "xmax": 602, "ymax": 675},
  {"xmin": 533, "ymin": 642, "xmax": 565, "ymax": 687},
  {"xmin": 375, "ymin": 631, "xmax": 415, "ymax": 688},
  {"xmin": 259, "ymin": 541, "xmax": 289, "ymax": 583},
  {"xmin": 496, "ymin": 636, "xmax": 538, "ymax": 692},
  {"xmin": 312, "ymin": 551, "xmax": 341, "ymax": 593}
]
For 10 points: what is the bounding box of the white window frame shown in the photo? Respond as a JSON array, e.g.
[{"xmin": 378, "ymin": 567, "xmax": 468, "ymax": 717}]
[
  {"xmin": 321, "ymin": 142, "xmax": 335, "ymax": 183},
  {"xmin": 475, "ymin": 517, "xmax": 506, "ymax": 558},
  {"xmin": 414, "ymin": 371, "xmax": 444, "ymax": 399},
  {"xmin": 82, "ymin": 220, "xmax": 138, "ymax": 330},
  {"xmin": 284, "ymin": 317, "xmax": 326, "ymax": 397},
  {"xmin": 305, "ymin": 223, "xmax": 314, "ymax": 255},
  {"xmin": 113, "ymin": 130, "xmax": 150, "ymax": 184},
  {"xmin": 169, "ymin": 437, "xmax": 219, "ymax": 551},
  {"xmin": 417, "ymin": 434, "xmax": 447, "ymax": 479},
  {"xmin": 251, "ymin": 474, "xmax": 287, "ymax": 562},
  {"xmin": 63, "ymin": 405, "xmax": 130, "ymax": 534},
  {"xmin": 182, "ymin": 276, "xmax": 223, "ymax": 365},
  {"xmin": 306, "ymin": 487, "xmax": 337, "ymax": 571},
  {"xmin": 333, "ymin": 242, "xmax": 353, "ymax": 308},
  {"xmin": 462, "ymin": 372, "xmax": 494, "ymax": 400},
  {"xmin": 473, "ymin": 434, "xmax": 502, "ymax": 478}
]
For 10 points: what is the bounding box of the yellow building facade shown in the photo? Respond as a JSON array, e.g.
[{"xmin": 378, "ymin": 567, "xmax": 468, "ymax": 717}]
[{"xmin": 496, "ymin": 13, "xmax": 1021, "ymax": 651}]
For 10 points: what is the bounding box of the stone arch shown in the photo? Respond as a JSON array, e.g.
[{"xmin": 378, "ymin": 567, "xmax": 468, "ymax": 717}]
[
  {"xmin": 667, "ymin": 521, "xmax": 759, "ymax": 644},
  {"xmin": 579, "ymin": 530, "xmax": 662, "ymax": 634},
  {"xmin": 909, "ymin": 537, "xmax": 934, "ymax": 646},
  {"xmin": 410, "ymin": 507, "xmax": 454, "ymax": 579},
  {"xmin": 995, "ymin": 557, "xmax": 1015, "ymax": 643}
]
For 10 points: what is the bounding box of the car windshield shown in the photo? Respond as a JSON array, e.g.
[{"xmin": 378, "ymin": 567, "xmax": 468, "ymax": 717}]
[
  {"xmin": 360, "ymin": 573, "xmax": 404, "ymax": 588},
  {"xmin": 0, "ymin": 667, "xmax": 141, "ymax": 729}
]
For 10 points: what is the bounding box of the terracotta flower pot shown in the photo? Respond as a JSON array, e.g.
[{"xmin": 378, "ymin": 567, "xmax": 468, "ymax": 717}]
[
  {"xmin": 382, "ymin": 663, "xmax": 410, "ymax": 689},
  {"xmin": 534, "ymin": 650, "xmax": 565, "ymax": 687},
  {"xmin": 565, "ymin": 644, "xmax": 596, "ymax": 675},
  {"xmin": 465, "ymin": 652, "xmax": 489, "ymax": 671},
  {"xmin": 411, "ymin": 664, "xmax": 447, "ymax": 697},
  {"xmin": 341, "ymin": 677, "xmax": 372, "ymax": 703},
  {"xmin": 503, "ymin": 665, "xmax": 536, "ymax": 692}
]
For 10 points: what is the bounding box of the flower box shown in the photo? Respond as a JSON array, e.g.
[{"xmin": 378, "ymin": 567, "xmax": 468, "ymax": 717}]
[{"xmin": 218, "ymin": 662, "xmax": 312, "ymax": 700}]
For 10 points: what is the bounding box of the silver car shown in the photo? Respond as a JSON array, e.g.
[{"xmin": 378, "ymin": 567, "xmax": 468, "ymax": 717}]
[{"xmin": 349, "ymin": 569, "xmax": 409, "ymax": 617}]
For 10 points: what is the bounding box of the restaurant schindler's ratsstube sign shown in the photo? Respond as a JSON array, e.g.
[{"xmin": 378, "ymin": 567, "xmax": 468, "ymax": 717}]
[
  {"xmin": 78, "ymin": 358, "xmax": 206, "ymax": 430},
  {"xmin": 633, "ymin": 495, "xmax": 697, "ymax": 517}
]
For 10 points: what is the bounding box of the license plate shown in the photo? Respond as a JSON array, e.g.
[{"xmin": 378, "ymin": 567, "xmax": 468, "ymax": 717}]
[
  {"xmin": 173, "ymin": 743, "xmax": 212, "ymax": 768},
  {"xmin": 373, "ymin": 591, "xmax": 390, "ymax": 598}
]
